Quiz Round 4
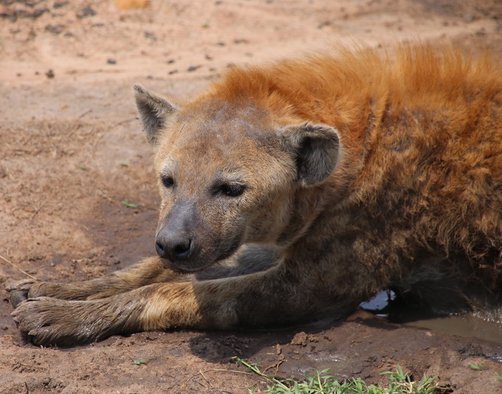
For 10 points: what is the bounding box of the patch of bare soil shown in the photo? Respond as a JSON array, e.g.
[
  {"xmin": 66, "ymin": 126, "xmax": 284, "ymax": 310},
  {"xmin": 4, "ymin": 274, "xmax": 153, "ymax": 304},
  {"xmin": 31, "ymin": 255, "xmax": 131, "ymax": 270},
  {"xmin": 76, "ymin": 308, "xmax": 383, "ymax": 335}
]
[{"xmin": 0, "ymin": 1, "xmax": 501, "ymax": 392}]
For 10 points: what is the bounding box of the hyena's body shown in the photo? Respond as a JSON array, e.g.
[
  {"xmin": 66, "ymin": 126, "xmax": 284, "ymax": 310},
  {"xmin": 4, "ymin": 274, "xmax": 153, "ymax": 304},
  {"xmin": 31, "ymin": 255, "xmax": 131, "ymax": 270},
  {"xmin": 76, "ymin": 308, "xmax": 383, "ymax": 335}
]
[{"xmin": 10, "ymin": 45, "xmax": 502, "ymax": 346}]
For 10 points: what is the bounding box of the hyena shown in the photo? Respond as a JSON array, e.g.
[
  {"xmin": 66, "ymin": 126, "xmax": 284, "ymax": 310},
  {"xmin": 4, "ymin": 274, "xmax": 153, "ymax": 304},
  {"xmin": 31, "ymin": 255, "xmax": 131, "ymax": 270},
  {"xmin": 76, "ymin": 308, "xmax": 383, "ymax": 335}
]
[{"xmin": 9, "ymin": 45, "xmax": 502, "ymax": 346}]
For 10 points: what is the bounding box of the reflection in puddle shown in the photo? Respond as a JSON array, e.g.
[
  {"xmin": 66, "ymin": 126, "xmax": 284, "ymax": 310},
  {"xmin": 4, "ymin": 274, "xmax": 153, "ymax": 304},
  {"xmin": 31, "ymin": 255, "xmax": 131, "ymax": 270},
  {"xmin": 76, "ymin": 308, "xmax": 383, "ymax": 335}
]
[{"xmin": 359, "ymin": 290, "xmax": 502, "ymax": 345}]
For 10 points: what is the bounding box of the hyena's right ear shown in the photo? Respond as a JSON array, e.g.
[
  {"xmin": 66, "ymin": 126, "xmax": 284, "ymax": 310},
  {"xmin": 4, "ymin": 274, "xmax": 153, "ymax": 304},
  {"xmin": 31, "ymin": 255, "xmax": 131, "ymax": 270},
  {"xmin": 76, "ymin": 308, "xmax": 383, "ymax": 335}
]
[{"xmin": 133, "ymin": 84, "xmax": 177, "ymax": 144}]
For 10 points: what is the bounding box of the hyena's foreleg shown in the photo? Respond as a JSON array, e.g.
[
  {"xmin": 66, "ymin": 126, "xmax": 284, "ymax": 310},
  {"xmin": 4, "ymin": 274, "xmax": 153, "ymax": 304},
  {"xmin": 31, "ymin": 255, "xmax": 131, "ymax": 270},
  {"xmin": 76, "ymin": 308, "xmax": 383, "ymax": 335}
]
[
  {"xmin": 11, "ymin": 261, "xmax": 350, "ymax": 346},
  {"xmin": 8, "ymin": 244, "xmax": 279, "ymax": 306},
  {"xmin": 8, "ymin": 256, "xmax": 185, "ymax": 305}
]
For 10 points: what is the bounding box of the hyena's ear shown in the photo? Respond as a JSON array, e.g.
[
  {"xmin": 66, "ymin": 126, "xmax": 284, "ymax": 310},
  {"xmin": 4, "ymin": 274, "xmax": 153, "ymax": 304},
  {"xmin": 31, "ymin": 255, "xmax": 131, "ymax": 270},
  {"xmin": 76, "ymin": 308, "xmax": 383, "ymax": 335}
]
[
  {"xmin": 280, "ymin": 123, "xmax": 341, "ymax": 187},
  {"xmin": 133, "ymin": 84, "xmax": 177, "ymax": 144}
]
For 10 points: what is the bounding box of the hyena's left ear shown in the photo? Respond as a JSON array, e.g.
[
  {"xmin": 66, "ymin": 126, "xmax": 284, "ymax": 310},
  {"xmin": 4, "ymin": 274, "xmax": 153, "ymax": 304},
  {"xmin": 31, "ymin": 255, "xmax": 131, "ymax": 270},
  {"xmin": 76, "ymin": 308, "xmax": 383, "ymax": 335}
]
[
  {"xmin": 133, "ymin": 84, "xmax": 177, "ymax": 144},
  {"xmin": 280, "ymin": 123, "xmax": 341, "ymax": 187}
]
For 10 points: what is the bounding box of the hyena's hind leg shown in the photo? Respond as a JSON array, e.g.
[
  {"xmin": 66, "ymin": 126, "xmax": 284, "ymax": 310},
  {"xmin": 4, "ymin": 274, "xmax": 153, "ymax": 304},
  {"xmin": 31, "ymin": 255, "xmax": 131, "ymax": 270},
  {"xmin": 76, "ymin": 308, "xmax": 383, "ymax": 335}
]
[{"xmin": 7, "ymin": 256, "xmax": 186, "ymax": 307}]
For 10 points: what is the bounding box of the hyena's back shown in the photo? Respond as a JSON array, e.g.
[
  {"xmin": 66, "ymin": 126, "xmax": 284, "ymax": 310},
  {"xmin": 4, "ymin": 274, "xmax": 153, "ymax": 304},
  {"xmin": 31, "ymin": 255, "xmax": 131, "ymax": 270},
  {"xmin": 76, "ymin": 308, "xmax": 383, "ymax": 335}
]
[{"xmin": 209, "ymin": 45, "xmax": 502, "ymax": 294}]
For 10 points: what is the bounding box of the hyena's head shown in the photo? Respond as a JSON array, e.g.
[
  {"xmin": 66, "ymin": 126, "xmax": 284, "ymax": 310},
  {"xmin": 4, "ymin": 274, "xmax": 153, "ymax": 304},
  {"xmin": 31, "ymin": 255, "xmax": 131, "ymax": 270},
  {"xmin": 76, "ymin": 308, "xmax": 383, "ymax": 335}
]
[{"xmin": 134, "ymin": 85, "xmax": 341, "ymax": 272}]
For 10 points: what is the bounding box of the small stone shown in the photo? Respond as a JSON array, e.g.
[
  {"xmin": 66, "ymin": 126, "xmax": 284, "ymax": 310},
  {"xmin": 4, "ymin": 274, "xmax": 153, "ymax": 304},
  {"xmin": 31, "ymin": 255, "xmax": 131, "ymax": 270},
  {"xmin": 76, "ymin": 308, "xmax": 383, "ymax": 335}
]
[
  {"xmin": 45, "ymin": 24, "xmax": 64, "ymax": 35},
  {"xmin": 144, "ymin": 31, "xmax": 157, "ymax": 41},
  {"xmin": 107, "ymin": 58, "xmax": 117, "ymax": 65},
  {"xmin": 30, "ymin": 8, "xmax": 49, "ymax": 19},
  {"xmin": 76, "ymin": 5, "xmax": 96, "ymax": 19},
  {"xmin": 53, "ymin": 1, "xmax": 69, "ymax": 9},
  {"xmin": 290, "ymin": 331, "xmax": 308, "ymax": 346},
  {"xmin": 45, "ymin": 69, "xmax": 55, "ymax": 79}
]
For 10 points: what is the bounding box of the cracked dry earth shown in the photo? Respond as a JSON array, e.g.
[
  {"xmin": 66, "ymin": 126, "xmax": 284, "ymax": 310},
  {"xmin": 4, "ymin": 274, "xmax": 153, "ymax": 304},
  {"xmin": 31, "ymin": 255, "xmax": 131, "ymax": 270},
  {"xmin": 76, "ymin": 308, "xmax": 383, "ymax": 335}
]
[{"xmin": 0, "ymin": 0, "xmax": 501, "ymax": 393}]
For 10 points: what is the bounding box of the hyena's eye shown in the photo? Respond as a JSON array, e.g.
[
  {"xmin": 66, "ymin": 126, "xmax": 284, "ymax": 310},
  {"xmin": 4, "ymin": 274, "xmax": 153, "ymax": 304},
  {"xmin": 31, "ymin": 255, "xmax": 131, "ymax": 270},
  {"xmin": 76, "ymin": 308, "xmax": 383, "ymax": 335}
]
[
  {"xmin": 161, "ymin": 175, "xmax": 175, "ymax": 188},
  {"xmin": 217, "ymin": 183, "xmax": 246, "ymax": 198}
]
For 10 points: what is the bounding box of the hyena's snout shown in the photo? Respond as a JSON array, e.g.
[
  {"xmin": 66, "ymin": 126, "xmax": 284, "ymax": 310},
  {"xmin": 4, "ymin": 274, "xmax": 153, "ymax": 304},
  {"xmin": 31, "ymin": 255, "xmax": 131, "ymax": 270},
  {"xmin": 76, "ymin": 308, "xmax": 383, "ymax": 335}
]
[
  {"xmin": 155, "ymin": 230, "xmax": 194, "ymax": 261},
  {"xmin": 155, "ymin": 200, "xmax": 201, "ymax": 270}
]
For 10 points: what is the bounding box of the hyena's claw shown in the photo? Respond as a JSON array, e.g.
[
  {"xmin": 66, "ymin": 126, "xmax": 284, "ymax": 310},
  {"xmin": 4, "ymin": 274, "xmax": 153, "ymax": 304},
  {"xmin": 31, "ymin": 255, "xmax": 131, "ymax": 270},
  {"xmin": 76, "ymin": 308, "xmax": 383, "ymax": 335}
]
[
  {"xmin": 6, "ymin": 279, "xmax": 66, "ymax": 306},
  {"xmin": 9, "ymin": 289, "xmax": 29, "ymax": 308},
  {"xmin": 5, "ymin": 278, "xmax": 38, "ymax": 308},
  {"xmin": 4, "ymin": 278, "xmax": 36, "ymax": 292}
]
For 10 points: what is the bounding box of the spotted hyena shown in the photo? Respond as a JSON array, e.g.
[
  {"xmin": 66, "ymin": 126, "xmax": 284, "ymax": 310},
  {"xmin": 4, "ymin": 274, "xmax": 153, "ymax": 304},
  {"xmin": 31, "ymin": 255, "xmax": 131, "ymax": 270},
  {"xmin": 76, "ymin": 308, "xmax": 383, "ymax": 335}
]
[{"xmin": 8, "ymin": 45, "xmax": 502, "ymax": 346}]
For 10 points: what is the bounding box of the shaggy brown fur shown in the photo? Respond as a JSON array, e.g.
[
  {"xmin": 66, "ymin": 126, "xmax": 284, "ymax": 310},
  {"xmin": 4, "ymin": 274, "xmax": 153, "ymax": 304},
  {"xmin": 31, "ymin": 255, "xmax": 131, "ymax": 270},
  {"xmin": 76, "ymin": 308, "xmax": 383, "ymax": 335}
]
[{"xmin": 9, "ymin": 45, "xmax": 502, "ymax": 346}]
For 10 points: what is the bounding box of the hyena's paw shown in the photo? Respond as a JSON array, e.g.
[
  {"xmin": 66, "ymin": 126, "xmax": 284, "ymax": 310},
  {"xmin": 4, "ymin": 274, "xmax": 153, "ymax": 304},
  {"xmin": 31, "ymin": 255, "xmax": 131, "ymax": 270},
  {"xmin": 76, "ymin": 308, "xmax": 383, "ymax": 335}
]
[
  {"xmin": 11, "ymin": 297, "xmax": 104, "ymax": 346},
  {"xmin": 5, "ymin": 279, "xmax": 63, "ymax": 308},
  {"xmin": 5, "ymin": 278, "xmax": 37, "ymax": 308}
]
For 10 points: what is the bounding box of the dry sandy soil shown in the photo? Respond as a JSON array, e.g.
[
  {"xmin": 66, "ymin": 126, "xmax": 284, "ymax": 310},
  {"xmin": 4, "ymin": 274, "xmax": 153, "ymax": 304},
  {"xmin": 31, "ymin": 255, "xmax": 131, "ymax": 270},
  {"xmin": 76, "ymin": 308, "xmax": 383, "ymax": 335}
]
[{"xmin": 0, "ymin": 0, "xmax": 501, "ymax": 393}]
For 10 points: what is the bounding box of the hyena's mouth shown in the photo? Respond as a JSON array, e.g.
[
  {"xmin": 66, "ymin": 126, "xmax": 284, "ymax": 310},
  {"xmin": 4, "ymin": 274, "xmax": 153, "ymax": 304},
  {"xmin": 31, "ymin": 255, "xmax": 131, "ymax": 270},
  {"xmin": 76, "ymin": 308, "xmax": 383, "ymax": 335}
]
[{"xmin": 159, "ymin": 258, "xmax": 208, "ymax": 274}]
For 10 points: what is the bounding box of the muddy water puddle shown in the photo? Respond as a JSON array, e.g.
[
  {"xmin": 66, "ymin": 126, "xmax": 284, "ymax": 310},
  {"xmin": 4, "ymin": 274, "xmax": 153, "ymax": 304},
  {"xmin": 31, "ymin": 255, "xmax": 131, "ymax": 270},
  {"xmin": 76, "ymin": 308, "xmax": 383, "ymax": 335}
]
[
  {"xmin": 405, "ymin": 315, "xmax": 502, "ymax": 347},
  {"xmin": 360, "ymin": 290, "xmax": 502, "ymax": 346}
]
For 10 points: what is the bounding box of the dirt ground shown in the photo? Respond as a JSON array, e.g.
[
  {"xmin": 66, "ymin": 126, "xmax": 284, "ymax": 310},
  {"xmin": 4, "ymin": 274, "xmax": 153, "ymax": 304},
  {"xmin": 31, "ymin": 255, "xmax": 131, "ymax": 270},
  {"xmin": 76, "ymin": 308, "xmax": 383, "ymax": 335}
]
[{"xmin": 0, "ymin": 0, "xmax": 501, "ymax": 393}]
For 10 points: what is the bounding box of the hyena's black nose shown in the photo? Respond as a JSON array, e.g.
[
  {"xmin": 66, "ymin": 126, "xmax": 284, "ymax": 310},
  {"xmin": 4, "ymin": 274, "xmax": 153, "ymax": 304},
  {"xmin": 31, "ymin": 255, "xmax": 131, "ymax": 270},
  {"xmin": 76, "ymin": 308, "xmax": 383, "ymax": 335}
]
[{"xmin": 155, "ymin": 233, "xmax": 193, "ymax": 261}]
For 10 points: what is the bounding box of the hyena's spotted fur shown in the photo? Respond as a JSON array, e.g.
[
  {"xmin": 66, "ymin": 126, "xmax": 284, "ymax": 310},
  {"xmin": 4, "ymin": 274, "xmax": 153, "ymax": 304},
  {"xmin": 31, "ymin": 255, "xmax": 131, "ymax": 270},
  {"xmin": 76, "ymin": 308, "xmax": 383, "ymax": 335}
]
[{"xmin": 9, "ymin": 45, "xmax": 502, "ymax": 346}]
